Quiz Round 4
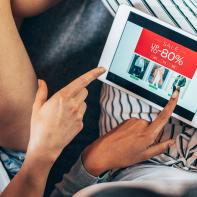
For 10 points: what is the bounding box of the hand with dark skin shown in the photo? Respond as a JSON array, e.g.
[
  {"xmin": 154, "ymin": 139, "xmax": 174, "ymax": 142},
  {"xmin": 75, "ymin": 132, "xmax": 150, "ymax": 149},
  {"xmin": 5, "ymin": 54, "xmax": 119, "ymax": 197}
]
[{"xmin": 82, "ymin": 89, "xmax": 179, "ymax": 176}]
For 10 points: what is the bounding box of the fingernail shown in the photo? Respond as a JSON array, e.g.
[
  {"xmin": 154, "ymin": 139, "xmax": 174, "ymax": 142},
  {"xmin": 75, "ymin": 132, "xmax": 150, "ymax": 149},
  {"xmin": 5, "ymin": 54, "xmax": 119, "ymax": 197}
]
[
  {"xmin": 171, "ymin": 89, "xmax": 179, "ymax": 99},
  {"xmin": 98, "ymin": 67, "xmax": 106, "ymax": 73},
  {"xmin": 169, "ymin": 140, "xmax": 176, "ymax": 147},
  {"xmin": 176, "ymin": 86, "xmax": 181, "ymax": 92},
  {"xmin": 38, "ymin": 79, "xmax": 42, "ymax": 86}
]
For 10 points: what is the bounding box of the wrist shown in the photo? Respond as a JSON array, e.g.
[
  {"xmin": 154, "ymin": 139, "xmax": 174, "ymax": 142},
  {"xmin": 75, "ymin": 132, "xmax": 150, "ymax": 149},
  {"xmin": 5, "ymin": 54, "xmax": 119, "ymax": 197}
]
[
  {"xmin": 23, "ymin": 151, "xmax": 54, "ymax": 175},
  {"xmin": 26, "ymin": 142, "xmax": 59, "ymax": 166},
  {"xmin": 18, "ymin": 152, "xmax": 53, "ymax": 186},
  {"xmin": 82, "ymin": 148, "xmax": 109, "ymax": 177}
]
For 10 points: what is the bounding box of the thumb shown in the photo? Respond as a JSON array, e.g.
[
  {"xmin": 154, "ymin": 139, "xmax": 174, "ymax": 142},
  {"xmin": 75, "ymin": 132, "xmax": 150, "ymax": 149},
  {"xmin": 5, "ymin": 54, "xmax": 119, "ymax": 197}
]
[
  {"xmin": 33, "ymin": 79, "xmax": 48, "ymax": 111},
  {"xmin": 143, "ymin": 139, "xmax": 176, "ymax": 160}
]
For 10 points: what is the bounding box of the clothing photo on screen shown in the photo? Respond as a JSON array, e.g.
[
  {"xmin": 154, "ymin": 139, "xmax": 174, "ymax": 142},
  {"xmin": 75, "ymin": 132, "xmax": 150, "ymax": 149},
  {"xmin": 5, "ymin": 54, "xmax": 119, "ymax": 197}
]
[
  {"xmin": 148, "ymin": 65, "xmax": 169, "ymax": 89},
  {"xmin": 172, "ymin": 75, "xmax": 187, "ymax": 92},
  {"xmin": 128, "ymin": 54, "xmax": 149, "ymax": 79},
  {"xmin": 164, "ymin": 73, "xmax": 189, "ymax": 99}
]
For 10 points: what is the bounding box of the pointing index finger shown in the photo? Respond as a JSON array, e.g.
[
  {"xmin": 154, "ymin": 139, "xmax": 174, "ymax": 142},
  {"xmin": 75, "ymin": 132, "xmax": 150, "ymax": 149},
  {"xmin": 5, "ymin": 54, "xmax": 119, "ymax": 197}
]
[
  {"xmin": 148, "ymin": 88, "xmax": 180, "ymax": 137},
  {"xmin": 64, "ymin": 67, "xmax": 106, "ymax": 96}
]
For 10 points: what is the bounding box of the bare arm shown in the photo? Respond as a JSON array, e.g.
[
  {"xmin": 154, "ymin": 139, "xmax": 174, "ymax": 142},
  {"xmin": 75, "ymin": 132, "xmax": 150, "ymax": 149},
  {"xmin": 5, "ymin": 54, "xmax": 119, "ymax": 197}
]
[{"xmin": 1, "ymin": 155, "xmax": 53, "ymax": 197}]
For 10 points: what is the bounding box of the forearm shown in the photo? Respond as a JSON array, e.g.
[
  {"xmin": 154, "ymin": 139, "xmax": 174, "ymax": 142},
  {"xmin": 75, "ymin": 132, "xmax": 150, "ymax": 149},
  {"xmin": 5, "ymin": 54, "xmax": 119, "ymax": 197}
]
[{"xmin": 1, "ymin": 154, "xmax": 53, "ymax": 197}]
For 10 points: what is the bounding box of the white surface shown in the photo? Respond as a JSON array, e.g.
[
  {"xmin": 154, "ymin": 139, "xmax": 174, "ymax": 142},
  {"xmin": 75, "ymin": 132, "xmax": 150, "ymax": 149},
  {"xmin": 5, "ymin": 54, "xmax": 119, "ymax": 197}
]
[
  {"xmin": 98, "ymin": 4, "xmax": 197, "ymax": 128},
  {"xmin": 0, "ymin": 161, "xmax": 10, "ymax": 192}
]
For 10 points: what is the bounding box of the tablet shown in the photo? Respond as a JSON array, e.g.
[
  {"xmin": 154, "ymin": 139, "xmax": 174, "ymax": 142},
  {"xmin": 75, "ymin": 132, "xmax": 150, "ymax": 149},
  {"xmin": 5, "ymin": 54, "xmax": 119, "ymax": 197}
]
[{"xmin": 98, "ymin": 4, "xmax": 197, "ymax": 128}]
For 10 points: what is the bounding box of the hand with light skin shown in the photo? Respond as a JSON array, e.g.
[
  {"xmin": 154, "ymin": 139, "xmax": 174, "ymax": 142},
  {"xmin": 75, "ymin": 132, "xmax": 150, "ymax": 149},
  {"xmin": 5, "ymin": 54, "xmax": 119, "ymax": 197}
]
[
  {"xmin": 27, "ymin": 67, "xmax": 106, "ymax": 164},
  {"xmin": 82, "ymin": 89, "xmax": 180, "ymax": 176},
  {"xmin": 2, "ymin": 67, "xmax": 105, "ymax": 197}
]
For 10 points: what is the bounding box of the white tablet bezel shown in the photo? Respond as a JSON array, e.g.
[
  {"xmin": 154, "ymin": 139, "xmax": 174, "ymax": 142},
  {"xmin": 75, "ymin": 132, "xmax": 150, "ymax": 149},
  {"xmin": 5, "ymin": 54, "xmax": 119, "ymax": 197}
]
[{"xmin": 98, "ymin": 4, "xmax": 197, "ymax": 128}]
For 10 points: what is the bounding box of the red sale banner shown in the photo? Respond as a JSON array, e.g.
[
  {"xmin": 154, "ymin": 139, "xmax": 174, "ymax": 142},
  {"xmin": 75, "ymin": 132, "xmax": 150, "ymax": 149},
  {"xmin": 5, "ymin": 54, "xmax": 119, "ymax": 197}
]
[{"xmin": 134, "ymin": 29, "xmax": 197, "ymax": 79}]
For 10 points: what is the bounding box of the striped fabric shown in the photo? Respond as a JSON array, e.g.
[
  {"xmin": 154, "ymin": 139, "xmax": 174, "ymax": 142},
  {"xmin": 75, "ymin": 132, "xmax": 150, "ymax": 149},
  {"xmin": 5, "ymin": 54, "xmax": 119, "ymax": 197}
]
[{"xmin": 100, "ymin": 0, "xmax": 197, "ymax": 171}]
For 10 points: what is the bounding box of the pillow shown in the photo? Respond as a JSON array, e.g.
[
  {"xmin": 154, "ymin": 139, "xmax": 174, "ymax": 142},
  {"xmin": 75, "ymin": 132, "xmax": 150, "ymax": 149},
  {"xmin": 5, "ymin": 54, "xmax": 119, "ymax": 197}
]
[{"xmin": 0, "ymin": 161, "xmax": 10, "ymax": 193}]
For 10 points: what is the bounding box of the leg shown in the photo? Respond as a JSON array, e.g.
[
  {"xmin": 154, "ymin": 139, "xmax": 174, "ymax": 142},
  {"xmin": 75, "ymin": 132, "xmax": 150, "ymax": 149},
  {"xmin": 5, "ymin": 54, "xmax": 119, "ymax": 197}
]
[
  {"xmin": 0, "ymin": 0, "xmax": 63, "ymax": 151},
  {"xmin": 0, "ymin": 0, "xmax": 37, "ymax": 151},
  {"xmin": 11, "ymin": 0, "xmax": 62, "ymax": 27}
]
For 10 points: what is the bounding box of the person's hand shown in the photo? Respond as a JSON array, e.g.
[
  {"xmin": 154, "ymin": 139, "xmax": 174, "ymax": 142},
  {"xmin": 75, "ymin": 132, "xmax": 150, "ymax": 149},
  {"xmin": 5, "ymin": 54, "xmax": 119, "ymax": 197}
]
[
  {"xmin": 82, "ymin": 89, "xmax": 179, "ymax": 176},
  {"xmin": 26, "ymin": 67, "xmax": 105, "ymax": 164}
]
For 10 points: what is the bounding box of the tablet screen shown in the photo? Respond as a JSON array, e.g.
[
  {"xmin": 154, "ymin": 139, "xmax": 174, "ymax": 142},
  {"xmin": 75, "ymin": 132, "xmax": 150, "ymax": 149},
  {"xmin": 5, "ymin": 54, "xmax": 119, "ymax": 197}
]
[{"xmin": 107, "ymin": 12, "xmax": 197, "ymax": 121}]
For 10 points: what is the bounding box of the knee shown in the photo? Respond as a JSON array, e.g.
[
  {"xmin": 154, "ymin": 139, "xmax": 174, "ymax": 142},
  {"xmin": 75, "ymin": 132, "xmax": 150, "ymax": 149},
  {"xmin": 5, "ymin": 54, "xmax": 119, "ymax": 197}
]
[{"xmin": 11, "ymin": 0, "xmax": 61, "ymax": 18}]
